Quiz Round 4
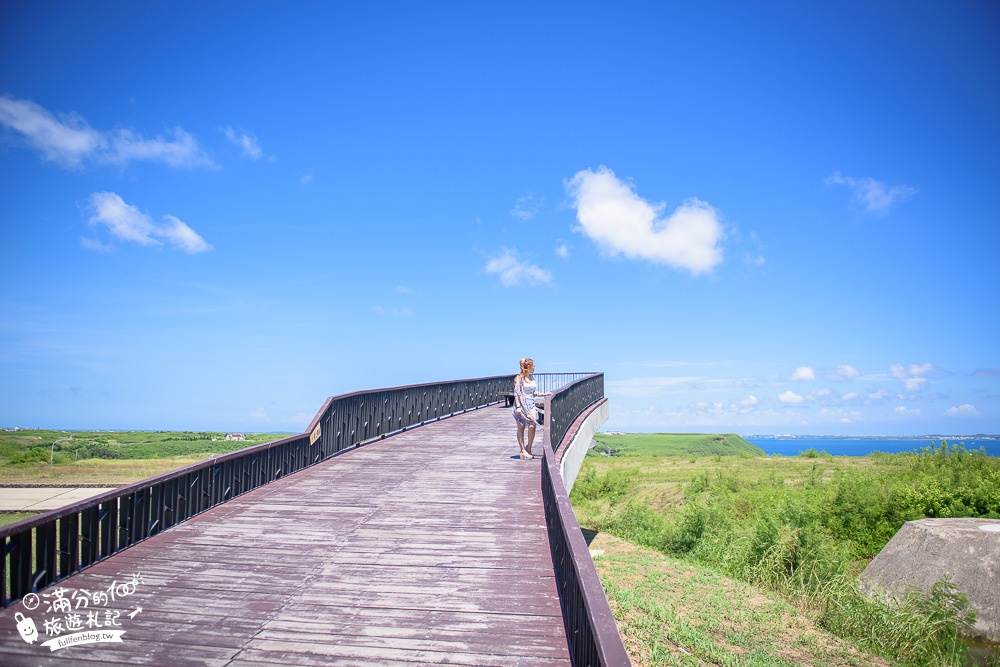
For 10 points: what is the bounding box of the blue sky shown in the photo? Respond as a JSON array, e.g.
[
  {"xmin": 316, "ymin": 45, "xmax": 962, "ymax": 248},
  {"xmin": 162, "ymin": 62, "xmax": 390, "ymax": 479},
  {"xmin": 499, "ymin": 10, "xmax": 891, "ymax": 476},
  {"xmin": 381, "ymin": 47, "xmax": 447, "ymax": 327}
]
[{"xmin": 1, "ymin": 2, "xmax": 998, "ymax": 435}]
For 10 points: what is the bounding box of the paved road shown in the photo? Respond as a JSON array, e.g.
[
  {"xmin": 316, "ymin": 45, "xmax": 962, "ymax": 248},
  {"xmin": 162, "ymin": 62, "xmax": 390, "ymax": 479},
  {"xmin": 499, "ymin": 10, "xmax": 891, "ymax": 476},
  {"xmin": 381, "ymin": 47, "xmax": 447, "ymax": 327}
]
[{"xmin": 0, "ymin": 487, "xmax": 118, "ymax": 512}]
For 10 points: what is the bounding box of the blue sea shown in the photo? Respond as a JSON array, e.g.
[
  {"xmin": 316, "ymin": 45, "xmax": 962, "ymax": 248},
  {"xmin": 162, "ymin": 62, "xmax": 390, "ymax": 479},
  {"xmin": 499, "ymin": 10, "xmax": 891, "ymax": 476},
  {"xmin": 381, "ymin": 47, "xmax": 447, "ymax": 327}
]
[{"xmin": 744, "ymin": 437, "xmax": 1000, "ymax": 458}]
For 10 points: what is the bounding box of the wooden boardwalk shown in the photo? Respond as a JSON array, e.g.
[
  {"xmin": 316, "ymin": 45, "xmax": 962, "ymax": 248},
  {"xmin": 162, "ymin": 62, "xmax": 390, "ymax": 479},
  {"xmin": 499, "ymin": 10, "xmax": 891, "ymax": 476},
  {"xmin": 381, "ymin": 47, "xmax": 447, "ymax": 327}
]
[{"xmin": 0, "ymin": 405, "xmax": 571, "ymax": 666}]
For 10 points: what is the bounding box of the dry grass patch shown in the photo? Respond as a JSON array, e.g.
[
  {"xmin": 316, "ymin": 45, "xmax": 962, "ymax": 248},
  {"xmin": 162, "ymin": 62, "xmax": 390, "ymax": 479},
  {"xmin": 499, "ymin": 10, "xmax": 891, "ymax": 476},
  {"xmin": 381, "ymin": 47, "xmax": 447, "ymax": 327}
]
[
  {"xmin": 0, "ymin": 456, "xmax": 209, "ymax": 485},
  {"xmin": 590, "ymin": 533, "xmax": 891, "ymax": 667}
]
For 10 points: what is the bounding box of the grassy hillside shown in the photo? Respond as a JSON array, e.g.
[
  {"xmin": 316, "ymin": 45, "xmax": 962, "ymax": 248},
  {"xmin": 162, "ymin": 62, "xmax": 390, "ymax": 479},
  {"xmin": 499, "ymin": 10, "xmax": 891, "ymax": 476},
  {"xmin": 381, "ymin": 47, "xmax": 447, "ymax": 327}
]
[{"xmin": 593, "ymin": 431, "xmax": 765, "ymax": 457}]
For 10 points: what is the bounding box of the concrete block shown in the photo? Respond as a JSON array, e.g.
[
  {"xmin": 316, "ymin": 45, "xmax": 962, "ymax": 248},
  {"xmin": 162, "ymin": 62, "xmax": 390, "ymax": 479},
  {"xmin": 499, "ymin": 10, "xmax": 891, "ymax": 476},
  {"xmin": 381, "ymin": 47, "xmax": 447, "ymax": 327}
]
[{"xmin": 860, "ymin": 518, "xmax": 1000, "ymax": 642}]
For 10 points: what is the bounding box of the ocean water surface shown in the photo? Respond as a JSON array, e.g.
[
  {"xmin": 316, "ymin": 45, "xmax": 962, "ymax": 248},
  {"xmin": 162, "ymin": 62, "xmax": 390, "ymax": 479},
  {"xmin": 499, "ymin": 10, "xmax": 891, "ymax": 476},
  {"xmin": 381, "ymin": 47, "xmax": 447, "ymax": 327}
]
[{"xmin": 744, "ymin": 437, "xmax": 1000, "ymax": 458}]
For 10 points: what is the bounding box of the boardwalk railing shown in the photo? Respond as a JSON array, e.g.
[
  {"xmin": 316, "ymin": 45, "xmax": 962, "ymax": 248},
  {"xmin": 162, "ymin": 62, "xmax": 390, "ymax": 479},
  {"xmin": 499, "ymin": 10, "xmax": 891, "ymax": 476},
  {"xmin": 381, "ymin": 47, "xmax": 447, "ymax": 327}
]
[
  {"xmin": 535, "ymin": 372, "xmax": 597, "ymax": 395},
  {"xmin": 1, "ymin": 371, "xmax": 631, "ymax": 665},
  {"xmin": 542, "ymin": 373, "xmax": 631, "ymax": 667},
  {"xmin": 0, "ymin": 374, "xmax": 516, "ymax": 609}
]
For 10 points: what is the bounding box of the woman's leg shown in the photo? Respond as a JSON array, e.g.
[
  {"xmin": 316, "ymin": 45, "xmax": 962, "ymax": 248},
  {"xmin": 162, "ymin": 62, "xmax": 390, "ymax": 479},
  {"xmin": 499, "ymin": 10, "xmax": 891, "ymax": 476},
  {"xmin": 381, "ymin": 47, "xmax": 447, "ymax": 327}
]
[
  {"xmin": 517, "ymin": 422, "xmax": 526, "ymax": 455},
  {"xmin": 526, "ymin": 423, "xmax": 536, "ymax": 454}
]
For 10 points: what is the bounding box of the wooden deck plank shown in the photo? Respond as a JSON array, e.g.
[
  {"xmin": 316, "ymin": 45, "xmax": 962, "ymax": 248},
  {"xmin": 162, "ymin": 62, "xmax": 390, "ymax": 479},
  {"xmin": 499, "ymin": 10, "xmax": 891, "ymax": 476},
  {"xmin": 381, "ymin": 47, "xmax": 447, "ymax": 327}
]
[{"xmin": 0, "ymin": 406, "xmax": 570, "ymax": 665}]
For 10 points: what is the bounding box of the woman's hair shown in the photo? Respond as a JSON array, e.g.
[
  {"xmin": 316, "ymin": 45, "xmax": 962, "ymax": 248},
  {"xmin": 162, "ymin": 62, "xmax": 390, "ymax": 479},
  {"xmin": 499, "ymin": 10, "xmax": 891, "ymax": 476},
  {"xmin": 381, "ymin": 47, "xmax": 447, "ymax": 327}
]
[{"xmin": 519, "ymin": 357, "xmax": 535, "ymax": 377}]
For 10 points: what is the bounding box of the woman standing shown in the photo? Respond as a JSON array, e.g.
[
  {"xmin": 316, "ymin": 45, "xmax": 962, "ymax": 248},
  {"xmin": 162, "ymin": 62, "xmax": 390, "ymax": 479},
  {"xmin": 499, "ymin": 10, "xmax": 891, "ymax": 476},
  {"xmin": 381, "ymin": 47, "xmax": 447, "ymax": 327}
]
[{"xmin": 512, "ymin": 358, "xmax": 548, "ymax": 460}]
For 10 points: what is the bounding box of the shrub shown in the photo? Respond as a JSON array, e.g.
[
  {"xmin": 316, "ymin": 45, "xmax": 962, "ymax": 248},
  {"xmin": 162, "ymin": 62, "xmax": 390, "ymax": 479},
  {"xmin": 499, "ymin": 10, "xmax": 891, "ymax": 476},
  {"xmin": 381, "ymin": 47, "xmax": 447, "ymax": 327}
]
[
  {"xmin": 663, "ymin": 499, "xmax": 709, "ymax": 553},
  {"xmin": 573, "ymin": 442, "xmax": 1000, "ymax": 666},
  {"xmin": 9, "ymin": 447, "xmax": 55, "ymax": 465},
  {"xmin": 75, "ymin": 444, "xmax": 126, "ymax": 460},
  {"xmin": 606, "ymin": 500, "xmax": 668, "ymax": 550},
  {"xmin": 822, "ymin": 577, "xmax": 976, "ymax": 667},
  {"xmin": 572, "ymin": 466, "xmax": 636, "ymax": 503}
]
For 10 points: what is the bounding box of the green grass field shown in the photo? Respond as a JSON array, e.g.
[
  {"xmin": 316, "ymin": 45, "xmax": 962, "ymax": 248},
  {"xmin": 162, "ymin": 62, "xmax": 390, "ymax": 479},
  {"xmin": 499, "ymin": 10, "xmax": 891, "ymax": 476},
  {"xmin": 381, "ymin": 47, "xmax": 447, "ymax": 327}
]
[
  {"xmin": 0, "ymin": 512, "xmax": 35, "ymax": 528},
  {"xmin": 0, "ymin": 429, "xmax": 295, "ymax": 484},
  {"xmin": 573, "ymin": 435, "xmax": 1000, "ymax": 667},
  {"xmin": 593, "ymin": 432, "xmax": 765, "ymax": 457}
]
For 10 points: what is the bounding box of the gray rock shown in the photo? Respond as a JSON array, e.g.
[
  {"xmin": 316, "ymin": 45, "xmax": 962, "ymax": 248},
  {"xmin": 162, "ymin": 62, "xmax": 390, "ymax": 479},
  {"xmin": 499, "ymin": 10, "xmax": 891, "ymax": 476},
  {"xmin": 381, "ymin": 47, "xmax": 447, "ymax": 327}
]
[{"xmin": 860, "ymin": 518, "xmax": 1000, "ymax": 642}]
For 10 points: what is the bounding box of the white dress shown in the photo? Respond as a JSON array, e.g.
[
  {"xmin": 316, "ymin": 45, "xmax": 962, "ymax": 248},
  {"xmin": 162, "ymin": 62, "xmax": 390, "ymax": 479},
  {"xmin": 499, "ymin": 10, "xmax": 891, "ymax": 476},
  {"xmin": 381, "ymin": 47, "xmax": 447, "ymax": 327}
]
[{"xmin": 512, "ymin": 376, "xmax": 538, "ymax": 425}]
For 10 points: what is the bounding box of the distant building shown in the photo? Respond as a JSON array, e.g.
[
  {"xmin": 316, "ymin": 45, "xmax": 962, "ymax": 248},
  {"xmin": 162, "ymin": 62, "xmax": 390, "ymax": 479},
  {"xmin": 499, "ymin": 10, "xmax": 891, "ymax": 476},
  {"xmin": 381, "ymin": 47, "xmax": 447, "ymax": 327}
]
[{"xmin": 225, "ymin": 433, "xmax": 246, "ymax": 441}]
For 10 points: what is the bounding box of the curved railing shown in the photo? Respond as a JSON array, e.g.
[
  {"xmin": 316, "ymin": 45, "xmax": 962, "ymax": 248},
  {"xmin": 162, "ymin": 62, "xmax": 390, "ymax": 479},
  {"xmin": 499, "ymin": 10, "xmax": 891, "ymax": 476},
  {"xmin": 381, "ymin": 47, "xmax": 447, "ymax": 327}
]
[
  {"xmin": 0, "ymin": 374, "xmax": 514, "ymax": 609},
  {"xmin": 542, "ymin": 373, "xmax": 631, "ymax": 666},
  {"xmin": 547, "ymin": 373, "xmax": 606, "ymax": 455}
]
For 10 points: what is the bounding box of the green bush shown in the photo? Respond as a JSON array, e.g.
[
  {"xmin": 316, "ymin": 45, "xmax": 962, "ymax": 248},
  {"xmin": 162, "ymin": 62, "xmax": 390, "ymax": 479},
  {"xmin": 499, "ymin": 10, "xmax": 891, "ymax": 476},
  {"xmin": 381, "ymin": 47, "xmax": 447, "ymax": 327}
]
[
  {"xmin": 577, "ymin": 442, "xmax": 999, "ymax": 666},
  {"xmin": 74, "ymin": 444, "xmax": 126, "ymax": 460},
  {"xmin": 9, "ymin": 447, "xmax": 55, "ymax": 465},
  {"xmin": 663, "ymin": 499, "xmax": 709, "ymax": 553},
  {"xmin": 572, "ymin": 466, "xmax": 636, "ymax": 503},
  {"xmin": 822, "ymin": 577, "xmax": 976, "ymax": 667},
  {"xmin": 606, "ymin": 500, "xmax": 668, "ymax": 550}
]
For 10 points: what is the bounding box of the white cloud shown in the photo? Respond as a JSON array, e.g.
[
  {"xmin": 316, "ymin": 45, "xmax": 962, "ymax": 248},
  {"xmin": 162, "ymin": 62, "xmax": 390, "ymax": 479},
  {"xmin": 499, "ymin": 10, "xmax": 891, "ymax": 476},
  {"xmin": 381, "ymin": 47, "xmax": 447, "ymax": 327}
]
[
  {"xmin": 833, "ymin": 364, "xmax": 860, "ymax": 380},
  {"xmin": 159, "ymin": 215, "xmax": 212, "ymax": 253},
  {"xmin": 741, "ymin": 395, "xmax": 759, "ymax": 406},
  {"xmin": 0, "ymin": 94, "xmax": 213, "ymax": 169},
  {"xmin": 889, "ymin": 362, "xmax": 934, "ymax": 392},
  {"xmin": 485, "ymin": 248, "xmax": 552, "ymax": 287},
  {"xmin": 0, "ymin": 95, "xmax": 102, "ymax": 167},
  {"xmin": 791, "ymin": 366, "xmax": 815, "ymax": 381},
  {"xmin": 510, "ymin": 194, "xmax": 541, "ymax": 220},
  {"xmin": 86, "ymin": 192, "xmax": 211, "ymax": 253},
  {"xmin": 778, "ymin": 391, "xmax": 805, "ymax": 404},
  {"xmin": 894, "ymin": 405, "xmax": 920, "ymax": 415},
  {"xmin": 826, "ymin": 171, "xmax": 917, "ymax": 214},
  {"xmin": 555, "ymin": 243, "xmax": 569, "ymax": 259},
  {"xmin": 300, "ymin": 168, "xmax": 314, "ymax": 186},
  {"xmin": 222, "ymin": 126, "xmax": 264, "ymax": 160},
  {"xmin": 820, "ymin": 408, "xmax": 862, "ymax": 423},
  {"xmin": 868, "ymin": 389, "xmax": 890, "ymax": 400},
  {"xmin": 396, "ymin": 285, "xmax": 413, "ymax": 294},
  {"xmin": 107, "ymin": 127, "xmax": 212, "ymax": 168},
  {"xmin": 87, "ymin": 192, "xmax": 159, "ymax": 245},
  {"xmin": 842, "ymin": 392, "xmax": 860, "ymax": 401},
  {"xmin": 566, "ymin": 166, "xmax": 723, "ymax": 275},
  {"xmin": 945, "ymin": 404, "xmax": 979, "ymax": 417}
]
